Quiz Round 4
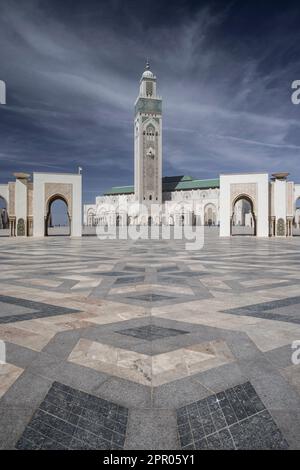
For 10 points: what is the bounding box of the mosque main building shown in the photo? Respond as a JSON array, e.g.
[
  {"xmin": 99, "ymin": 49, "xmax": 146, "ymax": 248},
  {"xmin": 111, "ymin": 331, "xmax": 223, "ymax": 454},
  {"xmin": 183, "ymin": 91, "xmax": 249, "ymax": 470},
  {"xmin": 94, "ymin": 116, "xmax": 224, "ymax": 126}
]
[{"xmin": 84, "ymin": 63, "xmax": 300, "ymax": 238}]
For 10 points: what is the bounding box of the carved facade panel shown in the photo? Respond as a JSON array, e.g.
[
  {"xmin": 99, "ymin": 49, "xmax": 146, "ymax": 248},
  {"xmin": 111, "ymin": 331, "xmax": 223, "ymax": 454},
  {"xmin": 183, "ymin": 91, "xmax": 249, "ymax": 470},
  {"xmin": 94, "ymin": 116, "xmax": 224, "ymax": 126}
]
[
  {"xmin": 286, "ymin": 182, "xmax": 294, "ymax": 216},
  {"xmin": 277, "ymin": 218, "xmax": 285, "ymax": 236},
  {"xmin": 8, "ymin": 183, "xmax": 15, "ymax": 216},
  {"xmin": 142, "ymin": 125, "xmax": 159, "ymax": 198},
  {"xmin": 270, "ymin": 183, "xmax": 274, "ymax": 217},
  {"xmin": 44, "ymin": 183, "xmax": 72, "ymax": 214},
  {"xmin": 230, "ymin": 183, "xmax": 258, "ymax": 213},
  {"xmin": 27, "ymin": 183, "xmax": 33, "ymax": 217},
  {"xmin": 135, "ymin": 98, "xmax": 162, "ymax": 114},
  {"xmin": 17, "ymin": 218, "xmax": 25, "ymax": 236}
]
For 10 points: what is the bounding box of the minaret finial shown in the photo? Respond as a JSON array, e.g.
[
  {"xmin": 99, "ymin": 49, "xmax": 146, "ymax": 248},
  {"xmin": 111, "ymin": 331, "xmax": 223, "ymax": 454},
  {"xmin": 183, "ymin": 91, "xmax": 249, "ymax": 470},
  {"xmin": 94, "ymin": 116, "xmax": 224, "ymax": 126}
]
[{"xmin": 146, "ymin": 59, "xmax": 150, "ymax": 70}]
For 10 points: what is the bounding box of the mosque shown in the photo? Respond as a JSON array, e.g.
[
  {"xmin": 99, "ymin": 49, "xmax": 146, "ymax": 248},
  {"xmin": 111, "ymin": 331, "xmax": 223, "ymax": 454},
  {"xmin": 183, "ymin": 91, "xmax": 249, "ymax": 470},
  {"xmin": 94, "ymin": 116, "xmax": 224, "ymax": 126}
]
[
  {"xmin": 0, "ymin": 63, "xmax": 299, "ymax": 238},
  {"xmin": 84, "ymin": 63, "xmax": 300, "ymax": 238}
]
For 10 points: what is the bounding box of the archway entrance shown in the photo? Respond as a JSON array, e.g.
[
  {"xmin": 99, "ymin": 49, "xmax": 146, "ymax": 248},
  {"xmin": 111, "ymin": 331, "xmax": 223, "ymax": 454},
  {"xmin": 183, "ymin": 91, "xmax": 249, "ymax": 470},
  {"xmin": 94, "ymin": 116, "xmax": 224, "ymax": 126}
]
[
  {"xmin": 87, "ymin": 209, "xmax": 96, "ymax": 226},
  {"xmin": 204, "ymin": 204, "xmax": 217, "ymax": 226},
  {"xmin": 231, "ymin": 196, "xmax": 256, "ymax": 236},
  {"xmin": 293, "ymin": 198, "xmax": 300, "ymax": 236},
  {"xmin": 45, "ymin": 196, "xmax": 70, "ymax": 236},
  {"xmin": 0, "ymin": 196, "xmax": 9, "ymax": 236}
]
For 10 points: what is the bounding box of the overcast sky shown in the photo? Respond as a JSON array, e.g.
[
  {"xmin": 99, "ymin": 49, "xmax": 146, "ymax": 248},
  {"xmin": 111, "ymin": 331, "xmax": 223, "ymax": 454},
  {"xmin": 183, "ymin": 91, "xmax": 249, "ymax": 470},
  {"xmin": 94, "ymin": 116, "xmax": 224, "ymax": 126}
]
[{"xmin": 0, "ymin": 0, "xmax": 300, "ymax": 204}]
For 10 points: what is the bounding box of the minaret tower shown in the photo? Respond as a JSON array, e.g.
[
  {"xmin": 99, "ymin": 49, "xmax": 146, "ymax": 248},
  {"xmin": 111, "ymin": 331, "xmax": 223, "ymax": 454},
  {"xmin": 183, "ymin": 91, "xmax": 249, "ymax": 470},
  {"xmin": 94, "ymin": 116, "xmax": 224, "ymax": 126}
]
[{"xmin": 134, "ymin": 61, "xmax": 162, "ymax": 204}]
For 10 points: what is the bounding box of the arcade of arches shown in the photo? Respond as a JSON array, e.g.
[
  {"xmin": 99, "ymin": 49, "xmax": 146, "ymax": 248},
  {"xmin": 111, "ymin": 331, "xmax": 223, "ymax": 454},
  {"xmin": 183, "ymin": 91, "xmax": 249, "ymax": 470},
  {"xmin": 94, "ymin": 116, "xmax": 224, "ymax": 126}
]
[
  {"xmin": 1, "ymin": 171, "xmax": 300, "ymax": 239},
  {"xmin": 85, "ymin": 172, "xmax": 300, "ymax": 238}
]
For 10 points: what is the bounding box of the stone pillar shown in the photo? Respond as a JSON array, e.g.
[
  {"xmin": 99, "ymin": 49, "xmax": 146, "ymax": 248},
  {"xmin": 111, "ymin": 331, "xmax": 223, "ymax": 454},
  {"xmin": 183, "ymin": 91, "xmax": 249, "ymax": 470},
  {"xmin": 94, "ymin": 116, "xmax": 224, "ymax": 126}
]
[
  {"xmin": 270, "ymin": 216, "xmax": 276, "ymax": 237},
  {"xmin": 286, "ymin": 217, "xmax": 293, "ymax": 237}
]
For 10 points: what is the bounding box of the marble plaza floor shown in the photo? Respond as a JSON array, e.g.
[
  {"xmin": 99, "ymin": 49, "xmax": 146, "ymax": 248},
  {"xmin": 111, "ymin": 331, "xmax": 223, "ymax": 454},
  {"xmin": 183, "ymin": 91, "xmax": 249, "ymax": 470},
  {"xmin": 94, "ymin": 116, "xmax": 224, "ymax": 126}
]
[{"xmin": 0, "ymin": 228, "xmax": 300, "ymax": 450}]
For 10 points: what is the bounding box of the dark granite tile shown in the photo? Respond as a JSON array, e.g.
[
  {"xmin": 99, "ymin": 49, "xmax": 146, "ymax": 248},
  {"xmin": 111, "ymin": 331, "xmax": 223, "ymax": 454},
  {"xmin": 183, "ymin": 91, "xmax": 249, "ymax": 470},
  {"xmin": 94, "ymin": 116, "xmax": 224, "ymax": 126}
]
[
  {"xmin": 211, "ymin": 409, "xmax": 227, "ymax": 431},
  {"xmin": 114, "ymin": 276, "xmax": 145, "ymax": 285},
  {"xmin": 15, "ymin": 381, "xmax": 128, "ymax": 450},
  {"xmin": 218, "ymin": 429, "xmax": 235, "ymax": 449},
  {"xmin": 179, "ymin": 432, "xmax": 193, "ymax": 447},
  {"xmin": 206, "ymin": 433, "xmax": 223, "ymax": 449},
  {"xmin": 16, "ymin": 436, "xmax": 40, "ymax": 450},
  {"xmin": 117, "ymin": 324, "xmax": 188, "ymax": 341},
  {"xmin": 125, "ymin": 293, "xmax": 176, "ymax": 302},
  {"xmin": 195, "ymin": 438, "xmax": 208, "ymax": 449},
  {"xmin": 177, "ymin": 381, "xmax": 289, "ymax": 450},
  {"xmin": 0, "ymin": 295, "xmax": 80, "ymax": 324},
  {"xmin": 222, "ymin": 296, "xmax": 300, "ymax": 325},
  {"xmin": 182, "ymin": 443, "xmax": 195, "ymax": 450}
]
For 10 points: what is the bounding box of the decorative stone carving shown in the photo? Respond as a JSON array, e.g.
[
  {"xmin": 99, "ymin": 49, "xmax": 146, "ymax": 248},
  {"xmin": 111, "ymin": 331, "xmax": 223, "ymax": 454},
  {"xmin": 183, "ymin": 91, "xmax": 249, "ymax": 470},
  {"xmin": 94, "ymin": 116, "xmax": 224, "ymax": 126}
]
[
  {"xmin": 17, "ymin": 218, "xmax": 25, "ymax": 236},
  {"xmin": 230, "ymin": 183, "xmax": 257, "ymax": 213},
  {"xmin": 27, "ymin": 183, "xmax": 33, "ymax": 217},
  {"xmin": 44, "ymin": 183, "xmax": 72, "ymax": 213},
  {"xmin": 270, "ymin": 183, "xmax": 274, "ymax": 217},
  {"xmin": 277, "ymin": 218, "xmax": 285, "ymax": 236},
  {"xmin": 135, "ymin": 98, "xmax": 162, "ymax": 114},
  {"xmin": 143, "ymin": 124, "xmax": 159, "ymax": 196},
  {"xmin": 286, "ymin": 182, "xmax": 294, "ymax": 216},
  {"xmin": 8, "ymin": 182, "xmax": 15, "ymax": 216}
]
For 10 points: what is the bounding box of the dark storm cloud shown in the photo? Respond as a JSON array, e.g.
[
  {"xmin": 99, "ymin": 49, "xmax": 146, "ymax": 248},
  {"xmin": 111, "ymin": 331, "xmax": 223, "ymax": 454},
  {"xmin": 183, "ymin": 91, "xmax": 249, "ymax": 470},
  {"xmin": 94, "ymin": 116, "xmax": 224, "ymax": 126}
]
[{"xmin": 0, "ymin": 0, "xmax": 300, "ymax": 203}]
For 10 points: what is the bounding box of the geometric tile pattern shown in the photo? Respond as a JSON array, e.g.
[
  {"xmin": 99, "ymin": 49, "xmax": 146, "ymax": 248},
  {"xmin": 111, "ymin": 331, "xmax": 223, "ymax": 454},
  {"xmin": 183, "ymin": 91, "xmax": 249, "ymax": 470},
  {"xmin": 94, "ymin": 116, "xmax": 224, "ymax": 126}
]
[
  {"xmin": 16, "ymin": 382, "xmax": 128, "ymax": 450},
  {"xmin": 0, "ymin": 363, "xmax": 23, "ymax": 399},
  {"xmin": 125, "ymin": 293, "xmax": 179, "ymax": 303},
  {"xmin": 177, "ymin": 382, "xmax": 289, "ymax": 450},
  {"xmin": 1, "ymin": 231, "xmax": 300, "ymax": 449},
  {"xmin": 68, "ymin": 338, "xmax": 234, "ymax": 386},
  {"xmin": 0, "ymin": 295, "xmax": 80, "ymax": 324},
  {"xmin": 117, "ymin": 325, "xmax": 188, "ymax": 341},
  {"xmin": 223, "ymin": 296, "xmax": 300, "ymax": 325}
]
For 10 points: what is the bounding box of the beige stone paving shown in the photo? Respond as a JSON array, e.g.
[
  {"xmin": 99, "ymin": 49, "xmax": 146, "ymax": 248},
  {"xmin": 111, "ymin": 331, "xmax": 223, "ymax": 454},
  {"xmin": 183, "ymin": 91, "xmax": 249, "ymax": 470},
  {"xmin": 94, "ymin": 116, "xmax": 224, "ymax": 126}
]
[
  {"xmin": 68, "ymin": 338, "xmax": 234, "ymax": 386},
  {"xmin": 0, "ymin": 363, "xmax": 23, "ymax": 399},
  {"xmin": 280, "ymin": 365, "xmax": 300, "ymax": 394}
]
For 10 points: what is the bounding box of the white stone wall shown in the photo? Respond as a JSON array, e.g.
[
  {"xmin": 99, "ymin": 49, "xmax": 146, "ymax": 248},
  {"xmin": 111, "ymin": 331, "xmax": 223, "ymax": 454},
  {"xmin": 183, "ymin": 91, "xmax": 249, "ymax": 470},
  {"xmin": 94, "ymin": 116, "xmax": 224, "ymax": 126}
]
[
  {"xmin": 273, "ymin": 179, "xmax": 287, "ymax": 221},
  {"xmin": 84, "ymin": 188, "xmax": 219, "ymax": 227},
  {"xmin": 14, "ymin": 178, "xmax": 28, "ymax": 235},
  {"xmin": 294, "ymin": 184, "xmax": 300, "ymax": 203}
]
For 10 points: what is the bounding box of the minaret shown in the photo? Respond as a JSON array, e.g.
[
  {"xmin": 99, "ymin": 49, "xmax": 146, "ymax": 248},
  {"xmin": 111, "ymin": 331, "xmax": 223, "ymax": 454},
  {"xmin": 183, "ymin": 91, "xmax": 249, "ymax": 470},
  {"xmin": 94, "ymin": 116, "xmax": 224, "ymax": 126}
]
[{"xmin": 134, "ymin": 61, "xmax": 162, "ymax": 204}]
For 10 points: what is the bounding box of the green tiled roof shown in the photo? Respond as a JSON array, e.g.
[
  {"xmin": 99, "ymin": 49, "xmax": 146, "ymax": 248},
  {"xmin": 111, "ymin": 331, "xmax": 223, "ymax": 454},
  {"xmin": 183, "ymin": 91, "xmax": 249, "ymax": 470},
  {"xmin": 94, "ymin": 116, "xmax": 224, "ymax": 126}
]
[
  {"xmin": 103, "ymin": 175, "xmax": 219, "ymax": 196},
  {"xmin": 163, "ymin": 177, "xmax": 219, "ymax": 191},
  {"xmin": 104, "ymin": 185, "xmax": 134, "ymax": 195}
]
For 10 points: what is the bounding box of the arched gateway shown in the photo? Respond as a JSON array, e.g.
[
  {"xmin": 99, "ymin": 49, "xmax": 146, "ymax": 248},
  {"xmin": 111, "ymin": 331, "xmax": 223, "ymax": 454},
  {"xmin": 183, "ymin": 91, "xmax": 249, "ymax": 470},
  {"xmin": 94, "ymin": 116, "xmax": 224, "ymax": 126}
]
[
  {"xmin": 45, "ymin": 195, "xmax": 71, "ymax": 236},
  {"xmin": 0, "ymin": 172, "xmax": 82, "ymax": 237},
  {"xmin": 220, "ymin": 173, "xmax": 269, "ymax": 237},
  {"xmin": 231, "ymin": 194, "xmax": 256, "ymax": 236}
]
